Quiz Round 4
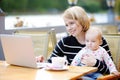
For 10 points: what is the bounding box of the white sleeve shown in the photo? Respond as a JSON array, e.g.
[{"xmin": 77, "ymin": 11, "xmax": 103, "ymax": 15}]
[
  {"xmin": 71, "ymin": 48, "xmax": 86, "ymax": 66},
  {"xmin": 102, "ymin": 48, "xmax": 118, "ymax": 73}
]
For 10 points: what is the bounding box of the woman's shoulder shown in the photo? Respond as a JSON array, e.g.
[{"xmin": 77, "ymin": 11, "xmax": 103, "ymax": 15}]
[
  {"xmin": 101, "ymin": 37, "xmax": 107, "ymax": 45},
  {"xmin": 60, "ymin": 35, "xmax": 79, "ymax": 46},
  {"xmin": 62, "ymin": 35, "xmax": 76, "ymax": 41},
  {"xmin": 61, "ymin": 35, "xmax": 85, "ymax": 47}
]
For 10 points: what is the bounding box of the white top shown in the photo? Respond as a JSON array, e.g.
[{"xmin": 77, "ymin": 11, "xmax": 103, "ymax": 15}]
[{"xmin": 71, "ymin": 46, "xmax": 117, "ymax": 73}]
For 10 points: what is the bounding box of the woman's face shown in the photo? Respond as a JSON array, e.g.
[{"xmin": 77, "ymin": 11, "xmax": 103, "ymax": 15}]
[{"xmin": 64, "ymin": 18, "xmax": 83, "ymax": 37}]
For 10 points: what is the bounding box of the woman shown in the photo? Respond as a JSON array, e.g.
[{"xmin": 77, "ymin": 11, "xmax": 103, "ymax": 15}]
[
  {"xmin": 49, "ymin": 6, "xmax": 112, "ymax": 73},
  {"xmin": 38, "ymin": 6, "xmax": 112, "ymax": 78}
]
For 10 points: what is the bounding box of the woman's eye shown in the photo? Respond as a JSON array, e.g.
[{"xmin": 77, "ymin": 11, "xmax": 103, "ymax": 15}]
[{"xmin": 70, "ymin": 22, "xmax": 74, "ymax": 25}]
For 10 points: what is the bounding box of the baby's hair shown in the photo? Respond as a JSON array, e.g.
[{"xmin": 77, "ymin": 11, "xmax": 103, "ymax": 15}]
[
  {"xmin": 86, "ymin": 27, "xmax": 102, "ymax": 44},
  {"xmin": 87, "ymin": 27, "xmax": 102, "ymax": 36}
]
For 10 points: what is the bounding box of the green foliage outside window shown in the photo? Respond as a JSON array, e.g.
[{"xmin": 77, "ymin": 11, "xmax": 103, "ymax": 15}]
[
  {"xmin": 0, "ymin": 0, "xmax": 108, "ymax": 14},
  {"xmin": 78, "ymin": 0, "xmax": 102, "ymax": 13},
  {"xmin": 115, "ymin": 0, "xmax": 120, "ymax": 16}
]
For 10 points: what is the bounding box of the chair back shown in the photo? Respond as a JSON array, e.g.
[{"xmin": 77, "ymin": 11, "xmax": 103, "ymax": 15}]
[
  {"xmin": 103, "ymin": 34, "xmax": 120, "ymax": 71},
  {"xmin": 14, "ymin": 28, "xmax": 57, "ymax": 61}
]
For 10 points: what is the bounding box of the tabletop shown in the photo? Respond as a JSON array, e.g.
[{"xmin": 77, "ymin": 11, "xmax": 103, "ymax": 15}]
[{"xmin": 0, "ymin": 61, "xmax": 97, "ymax": 80}]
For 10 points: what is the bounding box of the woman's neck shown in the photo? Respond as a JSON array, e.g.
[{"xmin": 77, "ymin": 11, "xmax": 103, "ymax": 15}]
[{"xmin": 76, "ymin": 32, "xmax": 85, "ymax": 45}]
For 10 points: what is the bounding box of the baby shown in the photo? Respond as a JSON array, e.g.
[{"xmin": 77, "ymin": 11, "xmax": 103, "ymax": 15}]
[{"xmin": 71, "ymin": 27, "xmax": 119, "ymax": 79}]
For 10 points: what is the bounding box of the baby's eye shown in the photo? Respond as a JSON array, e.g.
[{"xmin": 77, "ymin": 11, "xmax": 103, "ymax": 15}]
[
  {"xmin": 65, "ymin": 24, "xmax": 68, "ymax": 27},
  {"xmin": 70, "ymin": 22, "xmax": 75, "ymax": 25},
  {"xmin": 86, "ymin": 40, "xmax": 89, "ymax": 42},
  {"xmin": 86, "ymin": 39, "xmax": 89, "ymax": 42},
  {"xmin": 92, "ymin": 41, "xmax": 95, "ymax": 42}
]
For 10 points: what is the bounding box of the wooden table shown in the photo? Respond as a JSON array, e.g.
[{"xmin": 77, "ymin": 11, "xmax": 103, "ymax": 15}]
[{"xmin": 0, "ymin": 61, "xmax": 97, "ymax": 80}]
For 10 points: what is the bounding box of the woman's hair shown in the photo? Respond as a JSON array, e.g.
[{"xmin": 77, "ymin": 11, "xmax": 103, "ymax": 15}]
[{"xmin": 62, "ymin": 6, "xmax": 90, "ymax": 32}]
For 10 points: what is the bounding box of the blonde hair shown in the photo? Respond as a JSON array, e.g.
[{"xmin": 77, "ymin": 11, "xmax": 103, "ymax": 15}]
[{"xmin": 62, "ymin": 6, "xmax": 90, "ymax": 32}]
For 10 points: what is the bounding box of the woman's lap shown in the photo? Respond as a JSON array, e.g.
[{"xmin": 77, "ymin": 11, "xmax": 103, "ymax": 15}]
[{"xmin": 81, "ymin": 72, "xmax": 103, "ymax": 80}]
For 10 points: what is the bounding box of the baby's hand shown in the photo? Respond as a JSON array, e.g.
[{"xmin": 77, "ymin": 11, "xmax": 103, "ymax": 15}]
[
  {"xmin": 81, "ymin": 53, "xmax": 96, "ymax": 67},
  {"xmin": 112, "ymin": 71, "xmax": 120, "ymax": 76},
  {"xmin": 36, "ymin": 55, "xmax": 44, "ymax": 62}
]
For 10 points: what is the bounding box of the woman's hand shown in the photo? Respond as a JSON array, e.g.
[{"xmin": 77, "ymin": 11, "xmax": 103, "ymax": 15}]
[
  {"xmin": 36, "ymin": 55, "xmax": 44, "ymax": 62},
  {"xmin": 81, "ymin": 53, "xmax": 97, "ymax": 66}
]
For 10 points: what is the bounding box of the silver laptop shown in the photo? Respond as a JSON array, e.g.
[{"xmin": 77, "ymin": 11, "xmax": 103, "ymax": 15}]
[{"xmin": 0, "ymin": 34, "xmax": 47, "ymax": 68}]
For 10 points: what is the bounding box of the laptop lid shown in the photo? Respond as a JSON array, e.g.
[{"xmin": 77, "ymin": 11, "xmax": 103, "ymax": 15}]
[{"xmin": 0, "ymin": 34, "xmax": 40, "ymax": 68}]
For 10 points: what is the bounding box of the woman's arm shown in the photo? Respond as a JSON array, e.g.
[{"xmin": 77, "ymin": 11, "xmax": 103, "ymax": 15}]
[
  {"xmin": 94, "ymin": 59, "xmax": 110, "ymax": 74},
  {"xmin": 47, "ymin": 39, "xmax": 65, "ymax": 63}
]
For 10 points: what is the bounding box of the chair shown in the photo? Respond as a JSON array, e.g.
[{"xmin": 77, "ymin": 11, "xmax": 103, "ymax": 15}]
[
  {"xmin": 49, "ymin": 28, "xmax": 57, "ymax": 49},
  {"xmin": 97, "ymin": 34, "xmax": 120, "ymax": 80},
  {"xmin": 92, "ymin": 25, "xmax": 118, "ymax": 34},
  {"xmin": 14, "ymin": 28, "xmax": 57, "ymax": 61}
]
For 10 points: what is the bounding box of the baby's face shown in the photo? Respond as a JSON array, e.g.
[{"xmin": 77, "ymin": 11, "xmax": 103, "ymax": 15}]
[{"xmin": 85, "ymin": 34, "xmax": 101, "ymax": 51}]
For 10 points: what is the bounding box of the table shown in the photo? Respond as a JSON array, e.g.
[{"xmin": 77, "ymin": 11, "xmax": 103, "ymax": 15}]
[{"xmin": 0, "ymin": 61, "xmax": 97, "ymax": 80}]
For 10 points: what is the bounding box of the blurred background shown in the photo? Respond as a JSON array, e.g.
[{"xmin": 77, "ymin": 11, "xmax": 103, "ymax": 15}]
[
  {"xmin": 0, "ymin": 0, "xmax": 120, "ymax": 62},
  {"xmin": 0, "ymin": 0, "xmax": 120, "ymax": 30},
  {"xmin": 0, "ymin": 0, "xmax": 115, "ymax": 14}
]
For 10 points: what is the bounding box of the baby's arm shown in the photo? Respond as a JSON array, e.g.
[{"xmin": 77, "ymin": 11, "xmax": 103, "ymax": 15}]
[
  {"xmin": 103, "ymin": 48, "xmax": 119, "ymax": 75},
  {"xmin": 71, "ymin": 49, "xmax": 85, "ymax": 66}
]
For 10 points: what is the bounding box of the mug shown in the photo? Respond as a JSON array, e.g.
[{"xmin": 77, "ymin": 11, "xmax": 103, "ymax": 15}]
[{"xmin": 51, "ymin": 56, "xmax": 68, "ymax": 69}]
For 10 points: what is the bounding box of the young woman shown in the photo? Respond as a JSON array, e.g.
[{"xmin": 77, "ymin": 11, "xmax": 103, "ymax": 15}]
[{"xmin": 37, "ymin": 6, "xmax": 112, "ymax": 79}]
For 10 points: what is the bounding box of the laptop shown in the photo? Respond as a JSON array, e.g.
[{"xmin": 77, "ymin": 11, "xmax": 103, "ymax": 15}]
[{"xmin": 0, "ymin": 34, "xmax": 48, "ymax": 68}]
